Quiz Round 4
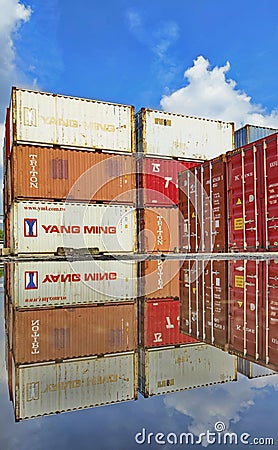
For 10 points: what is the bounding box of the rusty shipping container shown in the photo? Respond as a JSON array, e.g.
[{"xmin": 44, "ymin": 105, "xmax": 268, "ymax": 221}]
[
  {"xmin": 227, "ymin": 133, "xmax": 278, "ymax": 251},
  {"xmin": 9, "ymin": 87, "xmax": 135, "ymax": 153},
  {"xmin": 138, "ymin": 343, "xmax": 237, "ymax": 397},
  {"xmin": 11, "ymin": 351, "xmax": 138, "ymax": 421},
  {"xmin": 180, "ymin": 259, "xmax": 228, "ymax": 350},
  {"xmin": 137, "ymin": 156, "xmax": 200, "ymax": 207},
  {"xmin": 10, "ymin": 302, "xmax": 137, "ymax": 363},
  {"xmin": 6, "ymin": 260, "xmax": 137, "ymax": 308},
  {"xmin": 8, "ymin": 201, "xmax": 136, "ymax": 255},
  {"xmin": 234, "ymin": 124, "xmax": 278, "ymax": 148},
  {"xmin": 136, "ymin": 108, "xmax": 234, "ymax": 159},
  {"xmin": 228, "ymin": 259, "xmax": 278, "ymax": 372},
  {"xmin": 138, "ymin": 207, "xmax": 179, "ymax": 253},
  {"xmin": 139, "ymin": 298, "xmax": 198, "ymax": 348},
  {"xmin": 179, "ymin": 155, "xmax": 227, "ymax": 252},
  {"xmin": 138, "ymin": 259, "xmax": 180, "ymax": 299},
  {"xmin": 7, "ymin": 145, "xmax": 136, "ymax": 206}
]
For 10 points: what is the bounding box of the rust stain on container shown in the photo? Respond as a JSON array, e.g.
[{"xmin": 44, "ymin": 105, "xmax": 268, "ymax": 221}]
[
  {"xmin": 12, "ymin": 302, "xmax": 137, "ymax": 364},
  {"xmin": 8, "ymin": 145, "xmax": 136, "ymax": 206},
  {"xmin": 138, "ymin": 207, "xmax": 179, "ymax": 253}
]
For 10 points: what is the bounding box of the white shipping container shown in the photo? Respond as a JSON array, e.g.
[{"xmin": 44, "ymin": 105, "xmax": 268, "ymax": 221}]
[
  {"xmin": 136, "ymin": 109, "xmax": 234, "ymax": 159},
  {"xmin": 9, "ymin": 260, "xmax": 137, "ymax": 308},
  {"xmin": 139, "ymin": 343, "xmax": 237, "ymax": 397},
  {"xmin": 237, "ymin": 358, "xmax": 277, "ymax": 379},
  {"xmin": 12, "ymin": 352, "xmax": 137, "ymax": 420},
  {"xmin": 9, "ymin": 201, "xmax": 136, "ymax": 255},
  {"xmin": 10, "ymin": 87, "xmax": 134, "ymax": 152}
]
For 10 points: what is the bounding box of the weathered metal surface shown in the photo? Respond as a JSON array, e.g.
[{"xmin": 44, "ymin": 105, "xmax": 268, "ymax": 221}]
[
  {"xmin": 11, "ymin": 302, "xmax": 137, "ymax": 363},
  {"xmin": 9, "ymin": 201, "xmax": 136, "ymax": 255},
  {"xmin": 138, "ymin": 343, "xmax": 237, "ymax": 397},
  {"xmin": 136, "ymin": 108, "xmax": 234, "ymax": 159},
  {"xmin": 138, "ymin": 259, "xmax": 180, "ymax": 299},
  {"xmin": 180, "ymin": 260, "xmax": 228, "ymax": 350},
  {"xmin": 138, "ymin": 207, "xmax": 179, "ymax": 253},
  {"xmin": 12, "ymin": 352, "xmax": 137, "ymax": 420},
  {"xmin": 237, "ymin": 357, "xmax": 277, "ymax": 378},
  {"xmin": 7, "ymin": 260, "xmax": 137, "ymax": 308},
  {"xmin": 139, "ymin": 298, "xmax": 198, "ymax": 348},
  {"xmin": 7, "ymin": 145, "xmax": 136, "ymax": 205},
  {"xmin": 10, "ymin": 87, "xmax": 135, "ymax": 152}
]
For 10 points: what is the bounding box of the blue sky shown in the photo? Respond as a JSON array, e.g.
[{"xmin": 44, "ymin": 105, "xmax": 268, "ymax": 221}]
[{"xmin": 1, "ymin": 0, "xmax": 278, "ymax": 138}]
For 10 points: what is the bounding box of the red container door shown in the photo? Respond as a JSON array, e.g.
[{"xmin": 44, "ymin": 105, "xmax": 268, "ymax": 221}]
[
  {"xmin": 142, "ymin": 158, "xmax": 198, "ymax": 207},
  {"xmin": 265, "ymin": 260, "xmax": 278, "ymax": 371},
  {"xmin": 179, "ymin": 170, "xmax": 200, "ymax": 252},
  {"xmin": 144, "ymin": 298, "xmax": 198, "ymax": 347},
  {"xmin": 227, "ymin": 146, "xmax": 261, "ymax": 251},
  {"xmin": 261, "ymin": 135, "xmax": 278, "ymax": 250},
  {"xmin": 180, "ymin": 260, "xmax": 203, "ymax": 339},
  {"xmin": 229, "ymin": 260, "xmax": 264, "ymax": 361}
]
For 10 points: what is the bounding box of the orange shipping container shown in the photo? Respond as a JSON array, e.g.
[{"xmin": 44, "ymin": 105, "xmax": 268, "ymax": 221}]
[
  {"xmin": 139, "ymin": 260, "xmax": 180, "ymax": 299},
  {"xmin": 11, "ymin": 302, "xmax": 137, "ymax": 364},
  {"xmin": 138, "ymin": 207, "xmax": 179, "ymax": 253},
  {"xmin": 7, "ymin": 145, "xmax": 136, "ymax": 206}
]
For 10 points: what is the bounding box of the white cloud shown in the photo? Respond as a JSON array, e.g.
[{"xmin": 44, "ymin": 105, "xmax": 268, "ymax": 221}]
[
  {"xmin": 161, "ymin": 56, "xmax": 278, "ymax": 128},
  {"xmin": 164, "ymin": 374, "xmax": 278, "ymax": 447}
]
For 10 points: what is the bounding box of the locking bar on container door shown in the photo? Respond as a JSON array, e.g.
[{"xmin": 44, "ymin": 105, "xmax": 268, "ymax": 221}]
[
  {"xmin": 188, "ymin": 263, "xmax": 192, "ymax": 334},
  {"xmin": 209, "ymin": 162, "xmax": 213, "ymax": 252},
  {"xmin": 201, "ymin": 260, "xmax": 206, "ymax": 340},
  {"xmin": 265, "ymin": 260, "xmax": 269, "ymax": 364},
  {"xmin": 255, "ymin": 260, "xmax": 259, "ymax": 360},
  {"xmin": 194, "ymin": 167, "xmax": 198, "ymax": 252},
  {"xmin": 263, "ymin": 140, "xmax": 269, "ymax": 249},
  {"xmin": 187, "ymin": 171, "xmax": 191, "ymax": 252},
  {"xmin": 241, "ymin": 150, "xmax": 247, "ymax": 250},
  {"xmin": 200, "ymin": 166, "xmax": 205, "ymax": 252},
  {"xmin": 253, "ymin": 145, "xmax": 259, "ymax": 249},
  {"xmin": 243, "ymin": 259, "xmax": 247, "ymax": 356},
  {"xmin": 195, "ymin": 261, "xmax": 200, "ymax": 338},
  {"xmin": 210, "ymin": 260, "xmax": 215, "ymax": 345}
]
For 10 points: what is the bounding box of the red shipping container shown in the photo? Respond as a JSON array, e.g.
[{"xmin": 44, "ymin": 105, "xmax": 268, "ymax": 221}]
[
  {"xmin": 260, "ymin": 135, "xmax": 278, "ymax": 250},
  {"xmin": 179, "ymin": 156, "xmax": 227, "ymax": 252},
  {"xmin": 138, "ymin": 157, "xmax": 200, "ymax": 207},
  {"xmin": 139, "ymin": 298, "xmax": 198, "ymax": 348},
  {"xmin": 227, "ymin": 133, "xmax": 278, "ymax": 251},
  {"xmin": 228, "ymin": 260, "xmax": 277, "ymax": 372},
  {"xmin": 180, "ymin": 259, "xmax": 228, "ymax": 349}
]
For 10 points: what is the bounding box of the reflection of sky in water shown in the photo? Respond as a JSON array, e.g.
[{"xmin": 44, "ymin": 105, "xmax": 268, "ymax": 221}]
[{"xmin": 1, "ymin": 275, "xmax": 278, "ymax": 450}]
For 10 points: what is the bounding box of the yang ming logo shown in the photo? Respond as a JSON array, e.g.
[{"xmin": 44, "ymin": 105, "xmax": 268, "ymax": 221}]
[
  {"xmin": 25, "ymin": 271, "xmax": 38, "ymax": 290},
  {"xmin": 24, "ymin": 218, "xmax": 38, "ymax": 237}
]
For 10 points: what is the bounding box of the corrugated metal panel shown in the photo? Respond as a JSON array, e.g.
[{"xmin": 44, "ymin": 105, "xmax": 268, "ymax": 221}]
[
  {"xmin": 227, "ymin": 133, "xmax": 278, "ymax": 251},
  {"xmin": 138, "ymin": 157, "xmax": 200, "ymax": 207},
  {"xmin": 11, "ymin": 87, "xmax": 135, "ymax": 152},
  {"xmin": 139, "ymin": 259, "xmax": 180, "ymax": 299},
  {"xmin": 138, "ymin": 207, "xmax": 179, "ymax": 253},
  {"xmin": 12, "ymin": 302, "xmax": 137, "ymax": 363},
  {"xmin": 179, "ymin": 155, "xmax": 227, "ymax": 252},
  {"xmin": 235, "ymin": 124, "xmax": 278, "ymax": 148},
  {"xmin": 228, "ymin": 260, "xmax": 278, "ymax": 372},
  {"xmin": 237, "ymin": 357, "xmax": 277, "ymax": 378},
  {"xmin": 136, "ymin": 108, "xmax": 234, "ymax": 159},
  {"xmin": 13, "ymin": 352, "xmax": 137, "ymax": 420},
  {"xmin": 8, "ymin": 260, "xmax": 137, "ymax": 308},
  {"xmin": 9, "ymin": 201, "xmax": 136, "ymax": 255},
  {"xmin": 180, "ymin": 260, "xmax": 228, "ymax": 350},
  {"xmin": 227, "ymin": 145, "xmax": 262, "ymax": 251},
  {"xmin": 139, "ymin": 298, "xmax": 198, "ymax": 348},
  {"xmin": 139, "ymin": 343, "xmax": 237, "ymax": 397},
  {"xmin": 8, "ymin": 145, "xmax": 136, "ymax": 205}
]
